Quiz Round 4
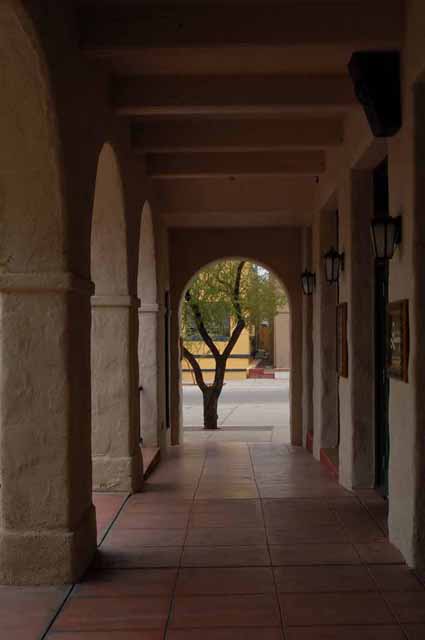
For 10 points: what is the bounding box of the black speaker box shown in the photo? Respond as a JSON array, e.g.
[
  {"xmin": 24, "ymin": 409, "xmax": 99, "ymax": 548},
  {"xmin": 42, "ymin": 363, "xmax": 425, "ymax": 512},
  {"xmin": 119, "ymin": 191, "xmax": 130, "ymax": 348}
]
[{"xmin": 348, "ymin": 51, "xmax": 401, "ymax": 138}]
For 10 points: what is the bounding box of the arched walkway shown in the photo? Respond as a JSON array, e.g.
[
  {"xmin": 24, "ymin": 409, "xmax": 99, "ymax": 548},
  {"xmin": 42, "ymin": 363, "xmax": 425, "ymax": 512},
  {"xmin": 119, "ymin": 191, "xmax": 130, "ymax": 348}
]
[
  {"xmin": 137, "ymin": 202, "xmax": 160, "ymax": 447},
  {"xmin": 91, "ymin": 143, "xmax": 142, "ymax": 492},
  {"xmin": 0, "ymin": 2, "xmax": 96, "ymax": 584}
]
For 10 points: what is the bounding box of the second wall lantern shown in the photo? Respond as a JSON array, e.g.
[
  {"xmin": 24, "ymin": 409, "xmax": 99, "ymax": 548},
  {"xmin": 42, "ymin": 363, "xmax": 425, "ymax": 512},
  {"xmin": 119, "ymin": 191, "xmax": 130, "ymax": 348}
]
[
  {"xmin": 301, "ymin": 270, "xmax": 316, "ymax": 296},
  {"xmin": 324, "ymin": 247, "xmax": 345, "ymax": 284},
  {"xmin": 370, "ymin": 215, "xmax": 402, "ymax": 260}
]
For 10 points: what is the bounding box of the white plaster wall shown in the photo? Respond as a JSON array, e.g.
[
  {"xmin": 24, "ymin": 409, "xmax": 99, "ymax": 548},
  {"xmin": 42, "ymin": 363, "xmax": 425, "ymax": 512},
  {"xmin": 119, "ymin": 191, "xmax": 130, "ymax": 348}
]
[
  {"xmin": 138, "ymin": 203, "xmax": 160, "ymax": 447},
  {"xmin": 0, "ymin": 2, "xmax": 66, "ymax": 275},
  {"xmin": 311, "ymin": 0, "xmax": 425, "ymax": 567},
  {"xmin": 301, "ymin": 228, "xmax": 314, "ymax": 444},
  {"xmin": 340, "ymin": 170, "xmax": 375, "ymax": 488},
  {"xmin": 312, "ymin": 209, "xmax": 338, "ymax": 459},
  {"xmin": 90, "ymin": 144, "xmax": 142, "ymax": 491},
  {"xmin": 385, "ymin": 8, "xmax": 419, "ymax": 563},
  {"xmin": 138, "ymin": 204, "xmax": 158, "ymax": 304},
  {"xmin": 274, "ymin": 307, "xmax": 291, "ymax": 370},
  {"xmin": 91, "ymin": 144, "xmax": 128, "ymax": 296},
  {"xmin": 0, "ymin": 1, "xmax": 98, "ymax": 583},
  {"xmin": 139, "ymin": 309, "xmax": 159, "ymax": 446},
  {"xmin": 91, "ymin": 306, "xmax": 133, "ymax": 458}
]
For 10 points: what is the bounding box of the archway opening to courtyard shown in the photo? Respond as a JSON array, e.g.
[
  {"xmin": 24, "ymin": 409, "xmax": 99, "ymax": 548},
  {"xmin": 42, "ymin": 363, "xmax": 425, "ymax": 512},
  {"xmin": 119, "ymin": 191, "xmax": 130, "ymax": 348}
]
[{"xmin": 179, "ymin": 258, "xmax": 291, "ymax": 445}]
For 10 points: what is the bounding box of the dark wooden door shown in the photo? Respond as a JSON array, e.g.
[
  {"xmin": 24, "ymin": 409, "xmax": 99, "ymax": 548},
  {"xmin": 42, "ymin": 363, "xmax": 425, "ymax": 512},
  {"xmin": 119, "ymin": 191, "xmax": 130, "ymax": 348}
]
[{"xmin": 373, "ymin": 159, "xmax": 390, "ymax": 496}]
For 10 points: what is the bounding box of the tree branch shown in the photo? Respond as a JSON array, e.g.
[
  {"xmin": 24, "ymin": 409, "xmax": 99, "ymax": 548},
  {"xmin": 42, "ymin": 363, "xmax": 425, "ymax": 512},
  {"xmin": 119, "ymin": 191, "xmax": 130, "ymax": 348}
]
[
  {"xmin": 233, "ymin": 261, "xmax": 246, "ymax": 320},
  {"xmin": 222, "ymin": 317, "xmax": 246, "ymax": 359},
  {"xmin": 183, "ymin": 346, "xmax": 208, "ymax": 393},
  {"xmin": 185, "ymin": 289, "xmax": 220, "ymax": 358},
  {"xmin": 223, "ymin": 261, "xmax": 246, "ymax": 359}
]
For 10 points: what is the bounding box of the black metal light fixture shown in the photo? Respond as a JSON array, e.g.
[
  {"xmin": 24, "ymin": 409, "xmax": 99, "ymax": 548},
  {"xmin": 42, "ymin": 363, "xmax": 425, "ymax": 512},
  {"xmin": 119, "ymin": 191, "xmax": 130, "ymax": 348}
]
[
  {"xmin": 370, "ymin": 215, "xmax": 402, "ymax": 260},
  {"xmin": 324, "ymin": 247, "xmax": 345, "ymax": 284},
  {"xmin": 301, "ymin": 270, "xmax": 316, "ymax": 296}
]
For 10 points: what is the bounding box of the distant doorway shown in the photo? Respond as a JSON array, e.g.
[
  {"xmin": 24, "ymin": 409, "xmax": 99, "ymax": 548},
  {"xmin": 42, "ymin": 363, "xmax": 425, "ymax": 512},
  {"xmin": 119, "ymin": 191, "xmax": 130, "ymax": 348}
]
[
  {"xmin": 374, "ymin": 159, "xmax": 390, "ymax": 496},
  {"xmin": 180, "ymin": 258, "xmax": 291, "ymax": 444}
]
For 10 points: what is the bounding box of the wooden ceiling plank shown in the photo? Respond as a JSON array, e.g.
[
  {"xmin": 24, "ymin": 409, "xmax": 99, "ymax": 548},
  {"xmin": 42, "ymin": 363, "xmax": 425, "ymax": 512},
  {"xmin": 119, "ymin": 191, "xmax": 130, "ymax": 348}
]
[
  {"xmin": 132, "ymin": 117, "xmax": 343, "ymax": 151},
  {"xmin": 79, "ymin": 2, "xmax": 403, "ymax": 50},
  {"xmin": 147, "ymin": 150, "xmax": 325, "ymax": 178},
  {"xmin": 114, "ymin": 75, "xmax": 356, "ymax": 116}
]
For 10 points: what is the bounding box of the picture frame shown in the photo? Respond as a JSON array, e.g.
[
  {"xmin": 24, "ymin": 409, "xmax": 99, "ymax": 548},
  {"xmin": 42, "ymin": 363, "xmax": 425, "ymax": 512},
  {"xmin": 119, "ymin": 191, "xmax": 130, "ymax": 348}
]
[
  {"xmin": 336, "ymin": 302, "xmax": 348, "ymax": 378},
  {"xmin": 387, "ymin": 300, "xmax": 409, "ymax": 382}
]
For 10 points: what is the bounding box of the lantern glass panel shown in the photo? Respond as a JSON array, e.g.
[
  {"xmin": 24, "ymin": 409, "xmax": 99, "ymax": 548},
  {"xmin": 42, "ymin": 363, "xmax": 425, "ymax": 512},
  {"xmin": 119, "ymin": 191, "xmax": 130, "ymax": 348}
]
[
  {"xmin": 371, "ymin": 218, "xmax": 398, "ymax": 259},
  {"xmin": 301, "ymin": 271, "xmax": 315, "ymax": 295},
  {"xmin": 324, "ymin": 249, "xmax": 340, "ymax": 284}
]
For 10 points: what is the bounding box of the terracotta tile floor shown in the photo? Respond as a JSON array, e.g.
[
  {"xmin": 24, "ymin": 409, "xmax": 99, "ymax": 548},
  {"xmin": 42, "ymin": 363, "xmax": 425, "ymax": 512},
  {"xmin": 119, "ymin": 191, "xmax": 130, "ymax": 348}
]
[{"xmin": 2, "ymin": 441, "xmax": 425, "ymax": 639}]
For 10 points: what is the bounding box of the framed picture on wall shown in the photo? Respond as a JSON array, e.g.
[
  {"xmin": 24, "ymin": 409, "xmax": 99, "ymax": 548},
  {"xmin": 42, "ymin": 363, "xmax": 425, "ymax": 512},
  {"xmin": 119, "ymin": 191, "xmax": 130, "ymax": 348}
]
[
  {"xmin": 387, "ymin": 300, "xmax": 409, "ymax": 382},
  {"xmin": 336, "ymin": 302, "xmax": 348, "ymax": 378}
]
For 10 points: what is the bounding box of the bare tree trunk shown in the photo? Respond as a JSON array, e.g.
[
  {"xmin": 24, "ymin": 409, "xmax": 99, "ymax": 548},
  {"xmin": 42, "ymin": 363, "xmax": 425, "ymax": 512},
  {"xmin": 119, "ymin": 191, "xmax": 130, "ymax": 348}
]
[
  {"xmin": 203, "ymin": 389, "xmax": 219, "ymax": 429},
  {"xmin": 202, "ymin": 357, "xmax": 226, "ymax": 429}
]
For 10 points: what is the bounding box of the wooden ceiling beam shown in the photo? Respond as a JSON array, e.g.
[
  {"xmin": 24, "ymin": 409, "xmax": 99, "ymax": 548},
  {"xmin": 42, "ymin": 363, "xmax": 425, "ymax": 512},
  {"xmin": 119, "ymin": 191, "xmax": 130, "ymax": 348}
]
[
  {"xmin": 146, "ymin": 150, "xmax": 325, "ymax": 178},
  {"xmin": 114, "ymin": 75, "xmax": 356, "ymax": 116},
  {"xmin": 132, "ymin": 117, "xmax": 343, "ymax": 152},
  {"xmin": 152, "ymin": 174, "xmax": 317, "ymax": 214},
  {"xmin": 79, "ymin": 2, "xmax": 403, "ymax": 51}
]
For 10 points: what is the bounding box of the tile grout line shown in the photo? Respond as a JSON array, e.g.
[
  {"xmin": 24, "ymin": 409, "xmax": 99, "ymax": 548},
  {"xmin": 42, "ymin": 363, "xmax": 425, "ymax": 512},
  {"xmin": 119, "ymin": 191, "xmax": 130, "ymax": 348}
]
[
  {"xmin": 329, "ymin": 496, "xmax": 411, "ymax": 635},
  {"xmin": 97, "ymin": 492, "xmax": 132, "ymax": 547},
  {"xmin": 360, "ymin": 497, "xmax": 390, "ymax": 537},
  {"xmin": 257, "ymin": 450, "xmax": 414, "ymax": 636},
  {"xmin": 39, "ymin": 491, "xmax": 132, "ymax": 639},
  {"xmin": 38, "ymin": 584, "xmax": 75, "ymax": 640},
  {"xmin": 162, "ymin": 443, "xmax": 209, "ymax": 639},
  {"xmin": 248, "ymin": 443, "xmax": 287, "ymax": 638},
  {"xmin": 363, "ymin": 564, "xmax": 413, "ymax": 639}
]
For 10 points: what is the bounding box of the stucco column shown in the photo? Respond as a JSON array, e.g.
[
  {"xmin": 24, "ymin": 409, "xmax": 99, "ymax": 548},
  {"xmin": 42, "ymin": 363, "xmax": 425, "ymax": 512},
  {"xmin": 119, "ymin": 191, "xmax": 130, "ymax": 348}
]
[
  {"xmin": 312, "ymin": 210, "xmax": 338, "ymax": 459},
  {"xmin": 139, "ymin": 303, "xmax": 159, "ymax": 447},
  {"xmin": 91, "ymin": 295, "xmax": 143, "ymax": 492},
  {"xmin": 338, "ymin": 171, "xmax": 375, "ymax": 489},
  {"xmin": 302, "ymin": 228, "xmax": 314, "ymax": 446},
  {"xmin": 170, "ymin": 296, "xmax": 182, "ymax": 445},
  {"xmin": 0, "ymin": 272, "xmax": 97, "ymax": 585}
]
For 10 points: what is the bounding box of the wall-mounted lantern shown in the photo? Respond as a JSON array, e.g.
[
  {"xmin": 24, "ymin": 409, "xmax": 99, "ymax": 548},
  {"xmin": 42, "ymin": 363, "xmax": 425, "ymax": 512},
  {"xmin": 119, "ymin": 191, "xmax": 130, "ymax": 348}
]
[
  {"xmin": 324, "ymin": 247, "xmax": 345, "ymax": 284},
  {"xmin": 370, "ymin": 215, "xmax": 402, "ymax": 260},
  {"xmin": 301, "ymin": 270, "xmax": 316, "ymax": 296}
]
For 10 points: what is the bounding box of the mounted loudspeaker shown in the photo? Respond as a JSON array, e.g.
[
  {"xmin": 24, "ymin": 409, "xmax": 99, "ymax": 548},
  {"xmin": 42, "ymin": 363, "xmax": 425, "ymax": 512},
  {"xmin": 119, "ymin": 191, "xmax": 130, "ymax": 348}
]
[{"xmin": 348, "ymin": 51, "xmax": 401, "ymax": 138}]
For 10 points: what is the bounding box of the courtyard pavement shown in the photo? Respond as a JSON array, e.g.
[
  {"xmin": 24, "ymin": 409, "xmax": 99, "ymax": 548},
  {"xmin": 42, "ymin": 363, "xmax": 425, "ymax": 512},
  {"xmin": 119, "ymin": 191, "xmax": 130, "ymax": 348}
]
[{"xmin": 183, "ymin": 377, "xmax": 290, "ymax": 444}]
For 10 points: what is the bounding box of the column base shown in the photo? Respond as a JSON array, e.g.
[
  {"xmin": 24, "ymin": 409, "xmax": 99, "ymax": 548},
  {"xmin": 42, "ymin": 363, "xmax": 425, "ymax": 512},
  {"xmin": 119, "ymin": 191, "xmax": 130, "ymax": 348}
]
[
  {"xmin": 92, "ymin": 450, "xmax": 143, "ymax": 493},
  {"xmin": 0, "ymin": 505, "xmax": 96, "ymax": 585}
]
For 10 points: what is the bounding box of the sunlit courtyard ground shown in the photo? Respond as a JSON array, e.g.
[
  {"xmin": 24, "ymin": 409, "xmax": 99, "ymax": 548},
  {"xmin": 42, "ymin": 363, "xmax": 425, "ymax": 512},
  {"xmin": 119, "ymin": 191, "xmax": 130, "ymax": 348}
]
[{"xmin": 183, "ymin": 375, "xmax": 290, "ymax": 444}]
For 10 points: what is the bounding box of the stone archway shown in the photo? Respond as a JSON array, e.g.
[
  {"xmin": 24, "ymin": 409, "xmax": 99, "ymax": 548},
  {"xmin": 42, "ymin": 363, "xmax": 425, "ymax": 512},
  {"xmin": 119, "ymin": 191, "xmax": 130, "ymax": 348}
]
[
  {"xmin": 169, "ymin": 227, "xmax": 303, "ymax": 447},
  {"xmin": 0, "ymin": 1, "xmax": 96, "ymax": 584},
  {"xmin": 90, "ymin": 143, "xmax": 142, "ymax": 492},
  {"xmin": 137, "ymin": 202, "xmax": 160, "ymax": 447}
]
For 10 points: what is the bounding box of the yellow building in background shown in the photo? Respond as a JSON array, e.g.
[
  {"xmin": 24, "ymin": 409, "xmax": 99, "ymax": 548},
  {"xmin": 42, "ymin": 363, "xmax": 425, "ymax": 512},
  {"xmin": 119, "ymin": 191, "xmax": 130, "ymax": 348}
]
[
  {"xmin": 182, "ymin": 324, "xmax": 252, "ymax": 383},
  {"xmin": 181, "ymin": 305, "xmax": 290, "ymax": 383}
]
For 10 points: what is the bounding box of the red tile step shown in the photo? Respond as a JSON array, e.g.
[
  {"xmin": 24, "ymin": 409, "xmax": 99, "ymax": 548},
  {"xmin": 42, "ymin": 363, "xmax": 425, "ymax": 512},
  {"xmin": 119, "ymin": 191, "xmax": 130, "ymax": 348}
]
[
  {"xmin": 306, "ymin": 431, "xmax": 314, "ymax": 453},
  {"xmin": 320, "ymin": 447, "xmax": 339, "ymax": 478}
]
